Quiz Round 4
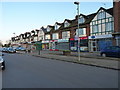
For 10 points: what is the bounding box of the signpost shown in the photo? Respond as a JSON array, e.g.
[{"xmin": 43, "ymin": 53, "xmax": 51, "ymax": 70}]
[{"xmin": 35, "ymin": 41, "xmax": 42, "ymax": 55}]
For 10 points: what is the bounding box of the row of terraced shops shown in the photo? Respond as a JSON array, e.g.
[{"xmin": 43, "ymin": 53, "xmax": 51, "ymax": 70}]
[
  {"xmin": 41, "ymin": 35, "xmax": 113, "ymax": 52},
  {"xmin": 11, "ymin": 1, "xmax": 120, "ymax": 52}
]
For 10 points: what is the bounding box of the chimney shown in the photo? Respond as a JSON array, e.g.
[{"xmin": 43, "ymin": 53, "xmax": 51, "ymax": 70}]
[
  {"xmin": 113, "ymin": 0, "xmax": 120, "ymax": 46},
  {"xmin": 113, "ymin": 0, "xmax": 120, "ymax": 33}
]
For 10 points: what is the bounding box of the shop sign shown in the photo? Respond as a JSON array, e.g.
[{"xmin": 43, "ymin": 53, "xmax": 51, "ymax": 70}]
[
  {"xmin": 89, "ymin": 34, "xmax": 113, "ymax": 39},
  {"xmin": 80, "ymin": 36, "xmax": 88, "ymax": 40},
  {"xmin": 42, "ymin": 40, "xmax": 49, "ymax": 43},
  {"xmin": 74, "ymin": 36, "xmax": 88, "ymax": 40},
  {"xmin": 71, "ymin": 47, "xmax": 77, "ymax": 51},
  {"xmin": 50, "ymin": 40, "xmax": 58, "ymax": 42},
  {"xmin": 58, "ymin": 39, "xmax": 69, "ymax": 42}
]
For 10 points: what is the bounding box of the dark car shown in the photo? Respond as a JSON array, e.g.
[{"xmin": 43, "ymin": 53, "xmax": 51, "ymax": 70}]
[
  {"xmin": 100, "ymin": 46, "xmax": 120, "ymax": 58},
  {"xmin": 0, "ymin": 52, "xmax": 5, "ymax": 70}
]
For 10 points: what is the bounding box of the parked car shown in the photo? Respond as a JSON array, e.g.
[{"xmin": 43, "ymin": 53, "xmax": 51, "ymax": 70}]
[
  {"xmin": 2, "ymin": 47, "xmax": 9, "ymax": 53},
  {"xmin": 100, "ymin": 46, "xmax": 120, "ymax": 58},
  {"xmin": 15, "ymin": 47, "xmax": 26, "ymax": 51},
  {"xmin": 0, "ymin": 52, "xmax": 5, "ymax": 70},
  {"xmin": 7, "ymin": 47, "xmax": 16, "ymax": 53}
]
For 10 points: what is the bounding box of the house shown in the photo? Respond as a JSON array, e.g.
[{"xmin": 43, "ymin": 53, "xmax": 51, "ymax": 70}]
[
  {"xmin": 30, "ymin": 30, "xmax": 35, "ymax": 43},
  {"xmin": 49, "ymin": 22, "xmax": 62, "ymax": 51},
  {"xmin": 56, "ymin": 19, "xmax": 73, "ymax": 51},
  {"xmin": 88, "ymin": 7, "xmax": 114, "ymax": 52},
  {"xmin": 69, "ymin": 13, "xmax": 96, "ymax": 52},
  {"xmin": 38, "ymin": 27, "xmax": 45, "ymax": 41},
  {"xmin": 42, "ymin": 25, "xmax": 54, "ymax": 50}
]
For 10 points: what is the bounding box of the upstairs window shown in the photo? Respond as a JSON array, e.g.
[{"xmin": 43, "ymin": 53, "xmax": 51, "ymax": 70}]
[
  {"xmin": 55, "ymin": 25, "xmax": 58, "ymax": 30},
  {"xmin": 62, "ymin": 31, "xmax": 70, "ymax": 39},
  {"xmin": 76, "ymin": 28, "xmax": 86, "ymax": 37},
  {"xmin": 106, "ymin": 22, "xmax": 113, "ymax": 32},
  {"xmin": 47, "ymin": 27, "xmax": 51, "ymax": 32},
  {"xmin": 54, "ymin": 24, "xmax": 60, "ymax": 30},
  {"xmin": 45, "ymin": 34, "xmax": 50, "ymax": 39},
  {"xmin": 92, "ymin": 25, "xmax": 98, "ymax": 33},
  {"xmin": 97, "ymin": 11, "xmax": 105, "ymax": 19},
  {"xmin": 64, "ymin": 21, "xmax": 70, "ymax": 27},
  {"xmin": 79, "ymin": 17, "xmax": 85, "ymax": 24},
  {"xmin": 52, "ymin": 33, "xmax": 58, "ymax": 39}
]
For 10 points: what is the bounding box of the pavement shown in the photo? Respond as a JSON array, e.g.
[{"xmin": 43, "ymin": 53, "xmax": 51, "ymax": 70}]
[{"xmin": 17, "ymin": 50, "xmax": 120, "ymax": 70}]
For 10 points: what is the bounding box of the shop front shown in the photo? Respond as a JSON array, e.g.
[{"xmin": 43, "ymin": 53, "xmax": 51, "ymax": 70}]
[
  {"xmin": 49, "ymin": 40, "xmax": 58, "ymax": 51},
  {"xmin": 88, "ymin": 34, "xmax": 113, "ymax": 52},
  {"xmin": 42, "ymin": 40, "xmax": 50, "ymax": 50},
  {"xmin": 69, "ymin": 36, "xmax": 88, "ymax": 52},
  {"xmin": 57, "ymin": 39, "xmax": 69, "ymax": 51}
]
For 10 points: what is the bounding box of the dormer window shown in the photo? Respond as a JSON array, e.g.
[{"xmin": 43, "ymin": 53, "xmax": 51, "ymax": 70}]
[
  {"xmin": 97, "ymin": 10, "xmax": 105, "ymax": 19},
  {"xmin": 47, "ymin": 27, "xmax": 51, "ymax": 32},
  {"xmin": 31, "ymin": 33, "xmax": 34, "ymax": 36},
  {"xmin": 79, "ymin": 17, "xmax": 85, "ymax": 24},
  {"xmin": 55, "ymin": 25, "xmax": 58, "ymax": 30},
  {"xmin": 64, "ymin": 21, "xmax": 70, "ymax": 27},
  {"xmin": 54, "ymin": 24, "xmax": 60, "ymax": 30}
]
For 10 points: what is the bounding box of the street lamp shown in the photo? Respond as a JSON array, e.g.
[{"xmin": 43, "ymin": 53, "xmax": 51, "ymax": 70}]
[
  {"xmin": 13, "ymin": 33, "xmax": 16, "ymax": 37},
  {"xmin": 74, "ymin": 1, "xmax": 80, "ymax": 62}
]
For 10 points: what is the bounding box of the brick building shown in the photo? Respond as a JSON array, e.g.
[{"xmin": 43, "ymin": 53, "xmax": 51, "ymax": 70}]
[{"xmin": 112, "ymin": 0, "xmax": 120, "ymax": 46}]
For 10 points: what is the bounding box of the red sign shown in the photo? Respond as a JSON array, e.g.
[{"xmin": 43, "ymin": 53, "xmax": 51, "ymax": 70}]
[
  {"xmin": 79, "ymin": 36, "xmax": 88, "ymax": 40},
  {"xmin": 70, "ymin": 38, "xmax": 74, "ymax": 40}
]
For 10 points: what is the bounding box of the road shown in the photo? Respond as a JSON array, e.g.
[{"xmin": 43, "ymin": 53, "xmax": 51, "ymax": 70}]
[{"xmin": 2, "ymin": 53, "xmax": 118, "ymax": 88}]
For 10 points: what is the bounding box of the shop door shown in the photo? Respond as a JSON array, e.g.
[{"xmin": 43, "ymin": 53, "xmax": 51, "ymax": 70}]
[{"xmin": 90, "ymin": 40, "xmax": 97, "ymax": 52}]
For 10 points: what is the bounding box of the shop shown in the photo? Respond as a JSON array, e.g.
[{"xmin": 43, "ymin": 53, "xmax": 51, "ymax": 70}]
[
  {"xmin": 112, "ymin": 33, "xmax": 120, "ymax": 47},
  {"xmin": 69, "ymin": 36, "xmax": 88, "ymax": 52},
  {"xmin": 57, "ymin": 39, "xmax": 69, "ymax": 51},
  {"xmin": 49, "ymin": 40, "xmax": 58, "ymax": 51},
  {"xmin": 88, "ymin": 34, "xmax": 113, "ymax": 52},
  {"xmin": 42, "ymin": 40, "xmax": 50, "ymax": 50}
]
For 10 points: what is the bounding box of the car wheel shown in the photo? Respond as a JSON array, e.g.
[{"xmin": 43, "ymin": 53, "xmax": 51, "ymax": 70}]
[
  {"xmin": 102, "ymin": 53, "xmax": 106, "ymax": 57},
  {"xmin": 2, "ymin": 62, "xmax": 5, "ymax": 70},
  {"xmin": 2, "ymin": 66, "xmax": 5, "ymax": 70}
]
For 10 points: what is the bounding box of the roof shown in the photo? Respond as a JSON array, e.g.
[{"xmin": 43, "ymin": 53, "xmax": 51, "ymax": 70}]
[
  {"xmin": 55, "ymin": 22, "xmax": 62, "ymax": 25},
  {"xmin": 96, "ymin": 7, "xmax": 113, "ymax": 16}
]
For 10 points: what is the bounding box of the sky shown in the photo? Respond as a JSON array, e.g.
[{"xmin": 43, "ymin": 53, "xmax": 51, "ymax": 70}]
[{"xmin": 0, "ymin": 1, "xmax": 113, "ymax": 44}]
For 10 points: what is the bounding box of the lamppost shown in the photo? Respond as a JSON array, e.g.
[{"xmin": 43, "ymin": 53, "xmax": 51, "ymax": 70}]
[
  {"xmin": 13, "ymin": 33, "xmax": 16, "ymax": 45},
  {"xmin": 74, "ymin": 1, "xmax": 80, "ymax": 61},
  {"xmin": 13, "ymin": 33, "xmax": 16, "ymax": 37}
]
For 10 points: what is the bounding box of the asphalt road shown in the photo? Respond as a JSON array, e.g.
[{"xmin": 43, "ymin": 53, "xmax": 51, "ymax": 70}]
[{"xmin": 2, "ymin": 53, "xmax": 119, "ymax": 88}]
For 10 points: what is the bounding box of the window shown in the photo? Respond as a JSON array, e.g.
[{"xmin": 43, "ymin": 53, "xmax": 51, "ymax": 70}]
[
  {"xmin": 97, "ymin": 11, "xmax": 105, "ymax": 19},
  {"xmin": 79, "ymin": 17, "xmax": 85, "ymax": 24},
  {"xmin": 64, "ymin": 21, "xmax": 70, "ymax": 27},
  {"xmin": 55, "ymin": 25, "xmax": 58, "ymax": 30},
  {"xmin": 106, "ymin": 22, "xmax": 113, "ymax": 32},
  {"xmin": 54, "ymin": 24, "xmax": 60, "ymax": 30},
  {"xmin": 92, "ymin": 25, "xmax": 98, "ymax": 33},
  {"xmin": 76, "ymin": 28, "xmax": 86, "ymax": 37},
  {"xmin": 45, "ymin": 35, "xmax": 50, "ymax": 39},
  {"xmin": 62, "ymin": 31, "xmax": 70, "ymax": 39},
  {"xmin": 47, "ymin": 27, "xmax": 51, "ymax": 32},
  {"xmin": 52, "ymin": 33, "xmax": 58, "ymax": 39}
]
